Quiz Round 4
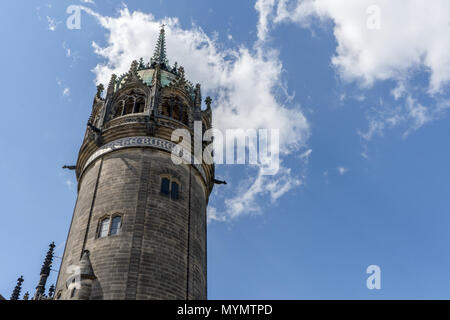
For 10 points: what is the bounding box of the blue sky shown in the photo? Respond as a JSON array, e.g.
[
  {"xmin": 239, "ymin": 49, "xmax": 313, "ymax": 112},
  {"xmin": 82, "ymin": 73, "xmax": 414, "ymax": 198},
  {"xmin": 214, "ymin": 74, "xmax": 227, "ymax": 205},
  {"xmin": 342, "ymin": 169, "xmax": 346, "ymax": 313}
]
[{"xmin": 2, "ymin": 0, "xmax": 450, "ymax": 299}]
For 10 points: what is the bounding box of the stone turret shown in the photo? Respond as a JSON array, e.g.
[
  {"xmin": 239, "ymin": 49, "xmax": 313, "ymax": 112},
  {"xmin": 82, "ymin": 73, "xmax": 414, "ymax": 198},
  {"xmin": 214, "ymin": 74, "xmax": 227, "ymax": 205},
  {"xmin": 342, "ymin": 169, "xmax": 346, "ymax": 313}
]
[{"xmin": 55, "ymin": 25, "xmax": 215, "ymax": 300}]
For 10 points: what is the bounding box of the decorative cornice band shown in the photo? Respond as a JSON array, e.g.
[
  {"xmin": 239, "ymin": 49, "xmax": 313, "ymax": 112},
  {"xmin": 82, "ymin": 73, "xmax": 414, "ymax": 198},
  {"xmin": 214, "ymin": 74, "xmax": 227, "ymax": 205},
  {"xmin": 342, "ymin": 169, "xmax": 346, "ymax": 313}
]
[{"xmin": 82, "ymin": 136, "xmax": 207, "ymax": 183}]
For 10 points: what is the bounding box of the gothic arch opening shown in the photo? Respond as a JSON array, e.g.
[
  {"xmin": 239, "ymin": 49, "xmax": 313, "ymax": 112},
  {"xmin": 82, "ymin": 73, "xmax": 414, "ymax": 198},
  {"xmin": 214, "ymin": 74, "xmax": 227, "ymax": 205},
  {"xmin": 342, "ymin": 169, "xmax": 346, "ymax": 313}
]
[
  {"xmin": 160, "ymin": 95, "xmax": 189, "ymax": 125},
  {"xmin": 112, "ymin": 89, "xmax": 147, "ymax": 120}
]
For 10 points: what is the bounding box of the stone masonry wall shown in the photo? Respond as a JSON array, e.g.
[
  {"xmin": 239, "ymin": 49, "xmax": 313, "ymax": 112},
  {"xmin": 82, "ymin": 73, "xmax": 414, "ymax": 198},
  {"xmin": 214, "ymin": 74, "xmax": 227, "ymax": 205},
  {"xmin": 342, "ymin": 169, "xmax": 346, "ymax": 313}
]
[{"xmin": 55, "ymin": 147, "xmax": 207, "ymax": 300}]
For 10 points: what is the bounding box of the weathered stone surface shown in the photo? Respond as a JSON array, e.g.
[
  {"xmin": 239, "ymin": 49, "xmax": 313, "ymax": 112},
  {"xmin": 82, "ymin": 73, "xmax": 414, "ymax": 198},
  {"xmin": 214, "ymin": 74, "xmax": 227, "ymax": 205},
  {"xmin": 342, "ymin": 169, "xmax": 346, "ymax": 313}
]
[{"xmin": 56, "ymin": 148, "xmax": 208, "ymax": 300}]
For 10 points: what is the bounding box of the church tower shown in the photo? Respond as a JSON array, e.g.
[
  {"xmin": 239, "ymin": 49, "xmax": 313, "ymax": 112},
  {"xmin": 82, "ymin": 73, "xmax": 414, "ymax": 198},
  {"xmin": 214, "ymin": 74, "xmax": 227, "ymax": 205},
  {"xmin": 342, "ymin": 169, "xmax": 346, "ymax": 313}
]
[{"xmin": 55, "ymin": 26, "xmax": 215, "ymax": 300}]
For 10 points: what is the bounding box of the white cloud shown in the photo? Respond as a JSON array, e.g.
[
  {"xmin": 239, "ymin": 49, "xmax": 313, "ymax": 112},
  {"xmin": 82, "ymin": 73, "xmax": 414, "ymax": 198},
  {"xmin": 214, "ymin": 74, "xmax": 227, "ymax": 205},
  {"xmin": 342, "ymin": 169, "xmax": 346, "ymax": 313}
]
[
  {"xmin": 83, "ymin": 5, "xmax": 310, "ymax": 221},
  {"xmin": 299, "ymin": 148, "xmax": 312, "ymax": 160},
  {"xmin": 391, "ymin": 82, "xmax": 406, "ymax": 101},
  {"xmin": 359, "ymin": 94, "xmax": 436, "ymax": 140},
  {"xmin": 65, "ymin": 179, "xmax": 74, "ymax": 190},
  {"xmin": 273, "ymin": 0, "xmax": 450, "ymax": 94},
  {"xmin": 222, "ymin": 166, "xmax": 301, "ymax": 220},
  {"xmin": 255, "ymin": 0, "xmax": 276, "ymax": 42},
  {"xmin": 257, "ymin": 0, "xmax": 450, "ymax": 139},
  {"xmin": 207, "ymin": 207, "xmax": 226, "ymax": 223},
  {"xmin": 56, "ymin": 78, "xmax": 71, "ymax": 98}
]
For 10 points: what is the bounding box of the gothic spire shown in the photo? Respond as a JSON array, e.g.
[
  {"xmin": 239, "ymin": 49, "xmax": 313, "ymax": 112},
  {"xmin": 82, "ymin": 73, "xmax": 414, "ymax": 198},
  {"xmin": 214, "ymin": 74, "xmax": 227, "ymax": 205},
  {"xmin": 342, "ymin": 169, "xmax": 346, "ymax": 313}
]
[
  {"xmin": 151, "ymin": 25, "xmax": 169, "ymax": 69},
  {"xmin": 34, "ymin": 242, "xmax": 55, "ymax": 300},
  {"xmin": 10, "ymin": 276, "xmax": 24, "ymax": 300}
]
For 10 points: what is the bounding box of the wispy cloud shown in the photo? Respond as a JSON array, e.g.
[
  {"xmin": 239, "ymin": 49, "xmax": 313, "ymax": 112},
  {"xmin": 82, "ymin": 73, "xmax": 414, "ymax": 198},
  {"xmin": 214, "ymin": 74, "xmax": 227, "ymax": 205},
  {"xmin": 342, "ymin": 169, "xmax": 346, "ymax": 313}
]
[
  {"xmin": 337, "ymin": 167, "xmax": 349, "ymax": 175},
  {"xmin": 257, "ymin": 0, "xmax": 450, "ymax": 140},
  {"xmin": 46, "ymin": 16, "xmax": 61, "ymax": 31}
]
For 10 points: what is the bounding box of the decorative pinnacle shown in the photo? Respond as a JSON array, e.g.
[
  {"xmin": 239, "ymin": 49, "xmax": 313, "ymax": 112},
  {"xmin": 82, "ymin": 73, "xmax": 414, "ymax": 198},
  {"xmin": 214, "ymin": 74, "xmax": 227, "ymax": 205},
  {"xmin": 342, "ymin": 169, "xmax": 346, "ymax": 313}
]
[
  {"xmin": 130, "ymin": 60, "xmax": 139, "ymax": 73},
  {"xmin": 10, "ymin": 276, "xmax": 24, "ymax": 300},
  {"xmin": 96, "ymin": 84, "xmax": 104, "ymax": 99},
  {"xmin": 40, "ymin": 242, "xmax": 56, "ymax": 276},
  {"xmin": 107, "ymin": 74, "xmax": 117, "ymax": 96},
  {"xmin": 151, "ymin": 24, "xmax": 169, "ymax": 68},
  {"xmin": 23, "ymin": 292, "xmax": 30, "ymax": 300},
  {"xmin": 138, "ymin": 57, "xmax": 146, "ymax": 69},
  {"xmin": 205, "ymin": 97, "xmax": 212, "ymax": 109}
]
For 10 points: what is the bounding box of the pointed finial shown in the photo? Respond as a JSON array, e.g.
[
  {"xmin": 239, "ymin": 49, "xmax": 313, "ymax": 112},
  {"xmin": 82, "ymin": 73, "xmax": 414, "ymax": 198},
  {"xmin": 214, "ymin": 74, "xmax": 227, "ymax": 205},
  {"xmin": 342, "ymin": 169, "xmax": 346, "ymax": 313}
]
[
  {"xmin": 40, "ymin": 242, "xmax": 56, "ymax": 276},
  {"xmin": 23, "ymin": 292, "xmax": 29, "ymax": 300},
  {"xmin": 205, "ymin": 96, "xmax": 212, "ymax": 109},
  {"xmin": 96, "ymin": 84, "xmax": 104, "ymax": 99},
  {"xmin": 138, "ymin": 57, "xmax": 145, "ymax": 69},
  {"xmin": 34, "ymin": 242, "xmax": 56, "ymax": 299},
  {"xmin": 130, "ymin": 60, "xmax": 139, "ymax": 73},
  {"xmin": 151, "ymin": 24, "xmax": 169, "ymax": 68},
  {"xmin": 107, "ymin": 74, "xmax": 117, "ymax": 96},
  {"xmin": 178, "ymin": 66, "xmax": 185, "ymax": 81},
  {"xmin": 10, "ymin": 276, "xmax": 24, "ymax": 300}
]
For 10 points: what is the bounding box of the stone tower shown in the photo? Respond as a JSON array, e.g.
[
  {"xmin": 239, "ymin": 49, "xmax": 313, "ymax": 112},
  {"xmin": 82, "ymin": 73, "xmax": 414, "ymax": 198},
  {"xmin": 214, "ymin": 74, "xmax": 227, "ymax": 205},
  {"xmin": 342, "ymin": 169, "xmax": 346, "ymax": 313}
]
[{"xmin": 55, "ymin": 26, "xmax": 215, "ymax": 300}]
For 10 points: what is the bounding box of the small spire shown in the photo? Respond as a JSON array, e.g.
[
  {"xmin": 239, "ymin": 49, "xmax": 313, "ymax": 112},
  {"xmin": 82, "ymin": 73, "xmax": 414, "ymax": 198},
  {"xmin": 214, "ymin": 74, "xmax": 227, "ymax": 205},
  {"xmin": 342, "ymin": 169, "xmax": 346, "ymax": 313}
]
[
  {"xmin": 40, "ymin": 242, "xmax": 56, "ymax": 275},
  {"xmin": 173, "ymin": 62, "xmax": 178, "ymax": 74},
  {"xmin": 151, "ymin": 25, "xmax": 169, "ymax": 69},
  {"xmin": 34, "ymin": 242, "xmax": 55, "ymax": 300},
  {"xmin": 138, "ymin": 57, "xmax": 146, "ymax": 69},
  {"xmin": 107, "ymin": 74, "xmax": 117, "ymax": 97},
  {"xmin": 130, "ymin": 60, "xmax": 139, "ymax": 73},
  {"xmin": 205, "ymin": 97, "xmax": 212, "ymax": 109},
  {"xmin": 23, "ymin": 292, "xmax": 29, "ymax": 300},
  {"xmin": 96, "ymin": 84, "xmax": 104, "ymax": 99},
  {"xmin": 10, "ymin": 276, "xmax": 24, "ymax": 300}
]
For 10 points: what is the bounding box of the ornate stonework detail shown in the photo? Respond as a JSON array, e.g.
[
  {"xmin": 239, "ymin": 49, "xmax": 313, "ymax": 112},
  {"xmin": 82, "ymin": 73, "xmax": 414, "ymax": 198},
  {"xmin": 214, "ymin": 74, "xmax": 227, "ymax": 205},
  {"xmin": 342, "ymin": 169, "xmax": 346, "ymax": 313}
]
[
  {"xmin": 122, "ymin": 60, "xmax": 145, "ymax": 86},
  {"xmin": 96, "ymin": 84, "xmax": 105, "ymax": 99},
  {"xmin": 103, "ymin": 115, "xmax": 150, "ymax": 130},
  {"xmin": 83, "ymin": 136, "xmax": 207, "ymax": 182},
  {"xmin": 107, "ymin": 74, "xmax": 117, "ymax": 97}
]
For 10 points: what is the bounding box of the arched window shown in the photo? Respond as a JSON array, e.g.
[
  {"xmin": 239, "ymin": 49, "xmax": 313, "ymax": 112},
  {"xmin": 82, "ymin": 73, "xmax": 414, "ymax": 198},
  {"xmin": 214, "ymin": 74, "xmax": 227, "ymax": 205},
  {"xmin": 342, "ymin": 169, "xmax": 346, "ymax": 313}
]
[
  {"xmin": 171, "ymin": 181, "xmax": 180, "ymax": 200},
  {"xmin": 112, "ymin": 90, "xmax": 146, "ymax": 119},
  {"xmin": 114, "ymin": 100, "xmax": 125, "ymax": 118},
  {"xmin": 97, "ymin": 215, "xmax": 122, "ymax": 238},
  {"xmin": 161, "ymin": 177, "xmax": 170, "ymax": 195},
  {"xmin": 173, "ymin": 104, "xmax": 181, "ymax": 121},
  {"xmin": 160, "ymin": 96, "xmax": 188, "ymax": 125},
  {"xmin": 98, "ymin": 218, "xmax": 110, "ymax": 238},
  {"xmin": 110, "ymin": 216, "xmax": 122, "ymax": 236},
  {"xmin": 181, "ymin": 107, "xmax": 189, "ymax": 125},
  {"xmin": 123, "ymin": 97, "xmax": 135, "ymax": 115},
  {"xmin": 160, "ymin": 176, "xmax": 180, "ymax": 200},
  {"xmin": 134, "ymin": 96, "xmax": 145, "ymax": 113}
]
